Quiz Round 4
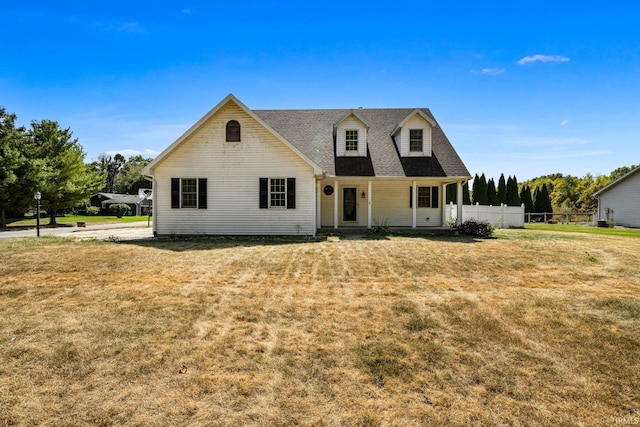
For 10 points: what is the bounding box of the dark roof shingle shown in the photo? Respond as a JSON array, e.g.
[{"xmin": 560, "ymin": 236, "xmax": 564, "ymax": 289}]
[{"xmin": 254, "ymin": 108, "xmax": 470, "ymax": 178}]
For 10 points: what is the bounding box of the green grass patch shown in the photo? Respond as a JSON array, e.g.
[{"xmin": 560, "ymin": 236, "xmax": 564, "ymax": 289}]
[
  {"xmin": 4, "ymin": 215, "xmax": 150, "ymax": 228},
  {"xmin": 524, "ymin": 223, "xmax": 640, "ymax": 238}
]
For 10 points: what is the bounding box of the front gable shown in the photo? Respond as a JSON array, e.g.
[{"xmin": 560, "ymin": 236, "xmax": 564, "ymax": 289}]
[{"xmin": 143, "ymin": 94, "xmax": 323, "ymax": 177}]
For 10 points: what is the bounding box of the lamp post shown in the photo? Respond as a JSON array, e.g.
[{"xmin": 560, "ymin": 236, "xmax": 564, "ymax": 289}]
[{"xmin": 34, "ymin": 191, "xmax": 41, "ymax": 237}]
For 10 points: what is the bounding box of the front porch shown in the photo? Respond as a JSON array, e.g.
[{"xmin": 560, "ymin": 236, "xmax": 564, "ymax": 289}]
[{"xmin": 316, "ymin": 178, "xmax": 465, "ymax": 230}]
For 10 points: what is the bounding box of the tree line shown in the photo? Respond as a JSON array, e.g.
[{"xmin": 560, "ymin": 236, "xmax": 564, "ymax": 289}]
[
  {"xmin": 454, "ymin": 165, "xmax": 637, "ymax": 214},
  {"xmin": 89, "ymin": 153, "xmax": 153, "ymax": 196},
  {"xmin": 0, "ymin": 107, "xmax": 152, "ymax": 227}
]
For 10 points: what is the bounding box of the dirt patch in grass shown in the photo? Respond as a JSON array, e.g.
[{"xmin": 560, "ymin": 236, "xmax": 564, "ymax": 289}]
[{"xmin": 0, "ymin": 231, "xmax": 639, "ymax": 426}]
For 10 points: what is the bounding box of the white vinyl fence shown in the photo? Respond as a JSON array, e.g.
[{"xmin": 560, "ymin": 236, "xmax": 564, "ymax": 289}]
[{"xmin": 446, "ymin": 203, "xmax": 525, "ymax": 228}]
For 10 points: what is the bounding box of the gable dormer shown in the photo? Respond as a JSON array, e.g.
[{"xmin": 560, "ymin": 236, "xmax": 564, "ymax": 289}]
[
  {"xmin": 391, "ymin": 109, "xmax": 436, "ymax": 157},
  {"xmin": 334, "ymin": 111, "xmax": 369, "ymax": 157}
]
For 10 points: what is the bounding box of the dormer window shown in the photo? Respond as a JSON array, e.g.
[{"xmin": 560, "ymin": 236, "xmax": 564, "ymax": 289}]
[
  {"xmin": 391, "ymin": 110, "xmax": 435, "ymax": 157},
  {"xmin": 226, "ymin": 120, "xmax": 241, "ymax": 142},
  {"xmin": 334, "ymin": 113, "xmax": 368, "ymax": 157},
  {"xmin": 409, "ymin": 129, "xmax": 423, "ymax": 152},
  {"xmin": 345, "ymin": 130, "xmax": 359, "ymax": 151}
]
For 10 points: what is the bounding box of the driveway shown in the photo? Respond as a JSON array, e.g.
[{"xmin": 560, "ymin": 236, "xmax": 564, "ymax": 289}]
[{"xmin": 0, "ymin": 222, "xmax": 154, "ymax": 241}]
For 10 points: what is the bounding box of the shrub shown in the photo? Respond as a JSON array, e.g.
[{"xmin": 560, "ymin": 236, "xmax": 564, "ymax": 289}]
[
  {"xmin": 86, "ymin": 206, "xmax": 100, "ymax": 216},
  {"xmin": 457, "ymin": 219, "xmax": 494, "ymax": 238},
  {"xmin": 109, "ymin": 203, "xmax": 131, "ymax": 218}
]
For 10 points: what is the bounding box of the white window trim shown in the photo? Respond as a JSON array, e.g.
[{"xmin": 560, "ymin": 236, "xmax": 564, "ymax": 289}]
[
  {"xmin": 269, "ymin": 177, "xmax": 287, "ymax": 209},
  {"xmin": 409, "ymin": 129, "xmax": 424, "ymax": 153},
  {"xmin": 181, "ymin": 178, "xmax": 198, "ymax": 209},
  {"xmin": 345, "ymin": 129, "xmax": 359, "ymax": 153}
]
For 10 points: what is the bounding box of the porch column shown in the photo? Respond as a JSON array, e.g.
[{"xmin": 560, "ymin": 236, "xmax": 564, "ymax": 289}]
[
  {"xmin": 316, "ymin": 181, "xmax": 321, "ymax": 230},
  {"xmin": 456, "ymin": 180, "xmax": 464, "ymax": 226},
  {"xmin": 152, "ymin": 177, "xmax": 158, "ymax": 235},
  {"xmin": 367, "ymin": 180, "xmax": 372, "ymax": 229},
  {"xmin": 412, "ymin": 180, "xmax": 417, "ymax": 228},
  {"xmin": 441, "ymin": 183, "xmax": 447, "ymax": 226},
  {"xmin": 334, "ymin": 180, "xmax": 339, "ymax": 229}
]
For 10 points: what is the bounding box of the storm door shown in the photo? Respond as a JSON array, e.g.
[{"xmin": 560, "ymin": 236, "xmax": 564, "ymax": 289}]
[{"xmin": 343, "ymin": 187, "xmax": 357, "ymax": 222}]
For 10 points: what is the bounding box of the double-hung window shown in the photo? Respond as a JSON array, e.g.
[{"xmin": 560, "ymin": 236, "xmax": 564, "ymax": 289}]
[
  {"xmin": 409, "ymin": 129, "xmax": 423, "ymax": 152},
  {"xmin": 270, "ymin": 178, "xmax": 286, "ymax": 207},
  {"xmin": 181, "ymin": 179, "xmax": 198, "ymax": 208},
  {"xmin": 171, "ymin": 178, "xmax": 207, "ymax": 209},
  {"xmin": 260, "ymin": 178, "xmax": 296, "ymax": 209},
  {"xmin": 410, "ymin": 186, "xmax": 439, "ymax": 209},
  {"xmin": 345, "ymin": 130, "xmax": 358, "ymax": 151}
]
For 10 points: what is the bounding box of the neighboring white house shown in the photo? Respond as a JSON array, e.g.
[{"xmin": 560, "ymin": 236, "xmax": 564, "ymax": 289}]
[
  {"xmin": 142, "ymin": 94, "xmax": 471, "ymax": 236},
  {"xmin": 593, "ymin": 165, "xmax": 640, "ymax": 228}
]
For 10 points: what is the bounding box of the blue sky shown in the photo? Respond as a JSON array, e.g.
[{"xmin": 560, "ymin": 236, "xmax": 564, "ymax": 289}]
[{"xmin": 2, "ymin": 1, "xmax": 639, "ymax": 181}]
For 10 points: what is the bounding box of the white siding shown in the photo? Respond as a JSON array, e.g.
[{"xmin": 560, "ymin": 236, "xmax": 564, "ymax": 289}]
[
  {"xmin": 153, "ymin": 101, "xmax": 317, "ymax": 235},
  {"xmin": 319, "ymin": 179, "xmax": 443, "ymax": 227},
  {"xmin": 398, "ymin": 115, "xmax": 432, "ymax": 157},
  {"xmin": 336, "ymin": 116, "xmax": 367, "ymax": 157},
  {"xmin": 598, "ymin": 172, "xmax": 640, "ymax": 227}
]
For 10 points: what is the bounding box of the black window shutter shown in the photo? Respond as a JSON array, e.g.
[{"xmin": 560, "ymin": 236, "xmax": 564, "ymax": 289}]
[
  {"xmin": 259, "ymin": 178, "xmax": 268, "ymax": 209},
  {"xmin": 171, "ymin": 178, "xmax": 180, "ymax": 208},
  {"xmin": 409, "ymin": 186, "xmax": 413, "ymax": 208},
  {"xmin": 198, "ymin": 178, "xmax": 207, "ymax": 209},
  {"xmin": 287, "ymin": 178, "xmax": 296, "ymax": 209},
  {"xmin": 432, "ymin": 186, "xmax": 439, "ymax": 209}
]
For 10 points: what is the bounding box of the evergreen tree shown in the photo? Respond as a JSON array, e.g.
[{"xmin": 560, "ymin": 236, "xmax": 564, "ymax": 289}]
[
  {"xmin": 520, "ymin": 186, "xmax": 534, "ymax": 217},
  {"xmin": 471, "ymin": 173, "xmax": 481, "ymax": 205},
  {"xmin": 533, "ymin": 184, "xmax": 552, "ymax": 214},
  {"xmin": 0, "ymin": 108, "xmax": 27, "ymax": 226},
  {"xmin": 463, "ymin": 182, "xmax": 471, "ymax": 205},
  {"xmin": 540, "ymin": 183, "xmax": 553, "ymax": 213},
  {"xmin": 446, "ymin": 183, "xmax": 456, "ymax": 204},
  {"xmin": 496, "ymin": 174, "xmax": 507, "ymax": 205},
  {"xmin": 487, "ymin": 178, "xmax": 497, "ymax": 206},
  {"xmin": 506, "ymin": 175, "xmax": 520, "ymax": 206},
  {"xmin": 473, "ymin": 173, "xmax": 488, "ymax": 205},
  {"xmin": 532, "ymin": 186, "xmax": 542, "ymax": 213},
  {"xmin": 29, "ymin": 120, "xmax": 104, "ymax": 224}
]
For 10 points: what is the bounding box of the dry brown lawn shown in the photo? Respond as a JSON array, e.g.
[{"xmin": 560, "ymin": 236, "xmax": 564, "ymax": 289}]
[{"xmin": 1, "ymin": 230, "xmax": 639, "ymax": 426}]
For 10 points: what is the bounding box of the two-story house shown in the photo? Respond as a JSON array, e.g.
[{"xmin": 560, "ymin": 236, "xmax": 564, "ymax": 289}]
[{"xmin": 142, "ymin": 94, "xmax": 471, "ymax": 236}]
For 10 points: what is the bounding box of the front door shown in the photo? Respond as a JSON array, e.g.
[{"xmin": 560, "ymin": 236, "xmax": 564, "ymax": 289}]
[{"xmin": 343, "ymin": 187, "xmax": 357, "ymax": 222}]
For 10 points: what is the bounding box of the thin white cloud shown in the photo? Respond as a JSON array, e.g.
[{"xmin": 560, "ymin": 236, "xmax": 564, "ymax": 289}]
[
  {"xmin": 561, "ymin": 120, "xmax": 569, "ymax": 126},
  {"xmin": 113, "ymin": 22, "xmax": 145, "ymax": 33},
  {"xmin": 472, "ymin": 68, "xmax": 505, "ymax": 76},
  {"xmin": 518, "ymin": 54, "xmax": 570, "ymax": 65}
]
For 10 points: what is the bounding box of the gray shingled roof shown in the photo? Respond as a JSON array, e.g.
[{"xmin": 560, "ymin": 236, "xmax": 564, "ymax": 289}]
[
  {"xmin": 96, "ymin": 193, "xmax": 145, "ymax": 204},
  {"xmin": 253, "ymin": 108, "xmax": 470, "ymax": 178}
]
